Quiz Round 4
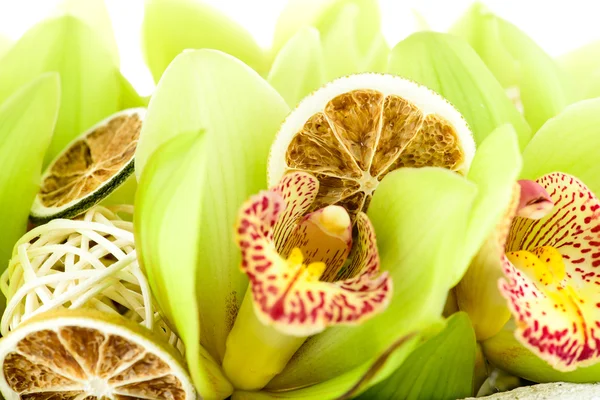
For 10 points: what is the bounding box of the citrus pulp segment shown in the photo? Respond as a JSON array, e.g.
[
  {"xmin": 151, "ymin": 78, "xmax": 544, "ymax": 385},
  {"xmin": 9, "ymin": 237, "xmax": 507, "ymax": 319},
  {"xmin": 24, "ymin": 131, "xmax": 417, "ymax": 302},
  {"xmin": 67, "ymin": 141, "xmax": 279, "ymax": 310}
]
[
  {"xmin": 268, "ymin": 73, "xmax": 475, "ymax": 217},
  {"xmin": 30, "ymin": 108, "xmax": 146, "ymax": 224},
  {"xmin": 0, "ymin": 309, "xmax": 195, "ymax": 400}
]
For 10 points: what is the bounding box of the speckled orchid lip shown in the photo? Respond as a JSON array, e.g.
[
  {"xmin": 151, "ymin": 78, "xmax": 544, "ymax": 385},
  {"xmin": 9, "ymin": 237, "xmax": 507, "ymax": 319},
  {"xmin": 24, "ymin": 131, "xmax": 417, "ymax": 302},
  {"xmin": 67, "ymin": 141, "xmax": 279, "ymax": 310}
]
[
  {"xmin": 500, "ymin": 172, "xmax": 600, "ymax": 371},
  {"xmin": 222, "ymin": 171, "xmax": 392, "ymax": 391}
]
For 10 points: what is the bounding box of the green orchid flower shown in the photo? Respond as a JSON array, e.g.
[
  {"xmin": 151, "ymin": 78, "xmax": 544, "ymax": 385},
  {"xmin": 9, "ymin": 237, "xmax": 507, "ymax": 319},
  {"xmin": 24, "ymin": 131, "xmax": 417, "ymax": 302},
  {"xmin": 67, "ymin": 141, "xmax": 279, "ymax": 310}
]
[
  {"xmin": 451, "ymin": 2, "xmax": 574, "ymax": 132},
  {"xmin": 141, "ymin": 0, "xmax": 268, "ymax": 82},
  {"xmin": 0, "ymin": 74, "xmax": 60, "ymax": 307},
  {"xmin": 132, "ymin": 42, "xmax": 525, "ymax": 398},
  {"xmin": 0, "ymin": 0, "xmax": 145, "ymax": 166},
  {"xmin": 457, "ymin": 98, "xmax": 600, "ymax": 383},
  {"xmin": 558, "ymin": 41, "xmax": 600, "ymax": 101}
]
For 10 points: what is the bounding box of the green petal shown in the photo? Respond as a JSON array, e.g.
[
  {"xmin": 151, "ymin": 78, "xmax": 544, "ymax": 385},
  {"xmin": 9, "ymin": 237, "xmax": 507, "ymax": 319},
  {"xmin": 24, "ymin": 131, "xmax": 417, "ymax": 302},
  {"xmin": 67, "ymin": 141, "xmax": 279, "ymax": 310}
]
[
  {"xmin": 0, "ymin": 15, "xmax": 122, "ymax": 166},
  {"xmin": 266, "ymin": 168, "xmax": 477, "ymax": 391},
  {"xmin": 321, "ymin": 3, "xmax": 360, "ymax": 80},
  {"xmin": 483, "ymin": 321, "xmax": 600, "ymax": 383},
  {"xmin": 135, "ymin": 49, "xmax": 289, "ymax": 363},
  {"xmin": 388, "ymin": 31, "xmax": 531, "ymax": 149},
  {"xmin": 558, "ymin": 41, "xmax": 600, "ymax": 101},
  {"xmin": 233, "ymin": 334, "xmax": 423, "ymax": 400},
  {"xmin": 57, "ymin": 0, "xmax": 120, "ymax": 65},
  {"xmin": 451, "ymin": 3, "xmax": 572, "ymax": 131},
  {"xmin": 272, "ymin": 0, "xmax": 386, "ymax": 79},
  {"xmin": 142, "ymin": 0, "xmax": 267, "ymax": 82},
  {"xmin": 135, "ymin": 132, "xmax": 233, "ymax": 399},
  {"xmin": 117, "ymin": 72, "xmax": 148, "ymax": 108},
  {"xmin": 0, "ymin": 35, "xmax": 12, "ymax": 58},
  {"xmin": 520, "ymin": 98, "xmax": 600, "ymax": 196},
  {"xmin": 454, "ymin": 125, "xmax": 521, "ymax": 341},
  {"xmin": 359, "ymin": 312, "xmax": 476, "ymax": 400},
  {"xmin": 267, "ymin": 27, "xmax": 325, "ymax": 108},
  {"xmin": 0, "ymin": 73, "xmax": 60, "ymax": 279},
  {"xmin": 273, "ymin": 0, "xmax": 381, "ymax": 57},
  {"xmin": 462, "ymin": 124, "xmax": 522, "ymax": 270}
]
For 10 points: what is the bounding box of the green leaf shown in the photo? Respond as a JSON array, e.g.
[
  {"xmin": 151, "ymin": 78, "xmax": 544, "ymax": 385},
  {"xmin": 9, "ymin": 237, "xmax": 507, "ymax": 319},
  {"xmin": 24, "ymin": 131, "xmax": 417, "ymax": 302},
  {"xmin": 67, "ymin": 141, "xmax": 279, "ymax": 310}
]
[
  {"xmin": 520, "ymin": 98, "xmax": 600, "ymax": 196},
  {"xmin": 0, "ymin": 15, "xmax": 123, "ymax": 166},
  {"xmin": 265, "ymin": 168, "xmax": 477, "ymax": 392},
  {"xmin": 451, "ymin": 3, "xmax": 572, "ymax": 131},
  {"xmin": 359, "ymin": 312, "xmax": 476, "ymax": 400},
  {"xmin": 558, "ymin": 40, "xmax": 600, "ymax": 101},
  {"xmin": 0, "ymin": 73, "xmax": 60, "ymax": 275},
  {"xmin": 483, "ymin": 320, "xmax": 600, "ymax": 383},
  {"xmin": 267, "ymin": 27, "xmax": 325, "ymax": 108},
  {"xmin": 142, "ymin": 0, "xmax": 267, "ymax": 82},
  {"xmin": 135, "ymin": 49, "xmax": 289, "ymax": 364},
  {"xmin": 388, "ymin": 31, "xmax": 531, "ymax": 150},
  {"xmin": 135, "ymin": 132, "xmax": 233, "ymax": 399}
]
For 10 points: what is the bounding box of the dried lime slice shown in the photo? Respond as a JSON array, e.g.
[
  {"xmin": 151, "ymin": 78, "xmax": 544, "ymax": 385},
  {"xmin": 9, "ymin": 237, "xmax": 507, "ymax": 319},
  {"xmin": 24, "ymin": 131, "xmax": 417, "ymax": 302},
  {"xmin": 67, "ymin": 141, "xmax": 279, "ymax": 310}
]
[
  {"xmin": 268, "ymin": 73, "xmax": 475, "ymax": 218},
  {"xmin": 30, "ymin": 109, "xmax": 145, "ymax": 223},
  {"xmin": 0, "ymin": 309, "xmax": 195, "ymax": 400}
]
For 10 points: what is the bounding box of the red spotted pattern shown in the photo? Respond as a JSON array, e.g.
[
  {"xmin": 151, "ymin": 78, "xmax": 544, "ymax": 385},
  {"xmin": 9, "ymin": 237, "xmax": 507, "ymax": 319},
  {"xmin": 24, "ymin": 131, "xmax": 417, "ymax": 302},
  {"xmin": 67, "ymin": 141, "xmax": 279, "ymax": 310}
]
[
  {"xmin": 235, "ymin": 172, "xmax": 392, "ymax": 337},
  {"xmin": 500, "ymin": 172, "xmax": 600, "ymax": 370}
]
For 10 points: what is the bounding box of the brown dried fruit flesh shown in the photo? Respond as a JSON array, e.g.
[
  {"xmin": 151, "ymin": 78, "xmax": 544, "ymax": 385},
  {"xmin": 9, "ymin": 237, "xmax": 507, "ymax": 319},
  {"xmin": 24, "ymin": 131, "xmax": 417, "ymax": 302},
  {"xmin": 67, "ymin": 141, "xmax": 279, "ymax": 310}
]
[
  {"xmin": 39, "ymin": 114, "xmax": 142, "ymax": 208},
  {"xmin": 2, "ymin": 325, "xmax": 187, "ymax": 399},
  {"xmin": 284, "ymin": 90, "xmax": 465, "ymax": 216}
]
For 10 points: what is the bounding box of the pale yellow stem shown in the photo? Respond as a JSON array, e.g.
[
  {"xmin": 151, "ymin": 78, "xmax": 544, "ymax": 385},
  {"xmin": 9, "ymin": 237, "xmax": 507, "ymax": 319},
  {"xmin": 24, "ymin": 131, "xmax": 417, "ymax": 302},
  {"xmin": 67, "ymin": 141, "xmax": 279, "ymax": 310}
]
[{"xmin": 222, "ymin": 289, "xmax": 306, "ymax": 391}]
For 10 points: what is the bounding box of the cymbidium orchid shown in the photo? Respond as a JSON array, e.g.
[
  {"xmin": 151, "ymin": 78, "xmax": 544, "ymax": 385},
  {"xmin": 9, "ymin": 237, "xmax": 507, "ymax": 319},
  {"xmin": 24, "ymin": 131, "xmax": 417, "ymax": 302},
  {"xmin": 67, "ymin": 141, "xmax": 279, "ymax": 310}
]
[
  {"xmin": 457, "ymin": 98, "xmax": 600, "ymax": 383},
  {"xmin": 133, "ymin": 44, "xmax": 523, "ymax": 399}
]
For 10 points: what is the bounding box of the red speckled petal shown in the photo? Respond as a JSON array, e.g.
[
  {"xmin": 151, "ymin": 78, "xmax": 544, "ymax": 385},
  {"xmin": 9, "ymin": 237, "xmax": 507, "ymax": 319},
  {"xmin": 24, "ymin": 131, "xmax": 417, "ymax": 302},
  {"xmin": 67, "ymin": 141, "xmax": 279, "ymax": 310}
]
[
  {"xmin": 507, "ymin": 173, "xmax": 600, "ymax": 286},
  {"xmin": 336, "ymin": 212, "xmax": 380, "ymax": 281},
  {"xmin": 500, "ymin": 172, "xmax": 600, "ymax": 370},
  {"xmin": 236, "ymin": 194, "xmax": 392, "ymax": 337},
  {"xmin": 272, "ymin": 172, "xmax": 319, "ymax": 251}
]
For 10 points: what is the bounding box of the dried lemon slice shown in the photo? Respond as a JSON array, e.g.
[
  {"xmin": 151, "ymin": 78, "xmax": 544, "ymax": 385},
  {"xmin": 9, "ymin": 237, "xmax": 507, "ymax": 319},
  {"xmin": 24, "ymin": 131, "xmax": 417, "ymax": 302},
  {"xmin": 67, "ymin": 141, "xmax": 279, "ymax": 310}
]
[
  {"xmin": 30, "ymin": 108, "xmax": 145, "ymax": 224},
  {"xmin": 268, "ymin": 73, "xmax": 475, "ymax": 217},
  {"xmin": 0, "ymin": 309, "xmax": 195, "ymax": 400}
]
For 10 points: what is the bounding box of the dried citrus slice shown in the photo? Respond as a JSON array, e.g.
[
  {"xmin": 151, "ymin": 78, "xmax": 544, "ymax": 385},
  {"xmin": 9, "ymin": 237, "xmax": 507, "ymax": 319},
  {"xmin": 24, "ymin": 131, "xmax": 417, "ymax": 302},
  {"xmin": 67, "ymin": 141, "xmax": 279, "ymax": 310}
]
[
  {"xmin": 0, "ymin": 309, "xmax": 195, "ymax": 400},
  {"xmin": 30, "ymin": 108, "xmax": 145, "ymax": 223},
  {"xmin": 268, "ymin": 73, "xmax": 475, "ymax": 217}
]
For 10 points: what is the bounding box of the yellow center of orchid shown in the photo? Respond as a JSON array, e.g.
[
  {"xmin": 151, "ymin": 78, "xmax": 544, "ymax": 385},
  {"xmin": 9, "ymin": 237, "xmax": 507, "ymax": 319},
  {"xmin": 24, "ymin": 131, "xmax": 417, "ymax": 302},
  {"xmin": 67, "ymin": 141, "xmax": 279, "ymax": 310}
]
[{"xmin": 506, "ymin": 246, "xmax": 565, "ymax": 287}]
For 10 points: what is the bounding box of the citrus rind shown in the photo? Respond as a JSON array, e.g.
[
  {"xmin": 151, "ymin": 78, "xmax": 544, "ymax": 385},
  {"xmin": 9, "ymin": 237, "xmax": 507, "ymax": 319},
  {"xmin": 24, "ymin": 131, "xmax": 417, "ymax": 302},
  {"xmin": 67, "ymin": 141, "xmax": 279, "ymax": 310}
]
[
  {"xmin": 0, "ymin": 309, "xmax": 195, "ymax": 400},
  {"xmin": 30, "ymin": 108, "xmax": 146, "ymax": 224}
]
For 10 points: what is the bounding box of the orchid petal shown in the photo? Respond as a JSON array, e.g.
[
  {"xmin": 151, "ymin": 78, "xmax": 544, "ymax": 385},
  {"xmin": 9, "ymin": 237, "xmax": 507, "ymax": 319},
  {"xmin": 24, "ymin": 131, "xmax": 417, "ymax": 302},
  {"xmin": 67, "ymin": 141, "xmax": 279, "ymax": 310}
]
[
  {"xmin": 135, "ymin": 132, "xmax": 233, "ymax": 399},
  {"xmin": 0, "ymin": 35, "xmax": 12, "ymax": 58},
  {"xmin": 0, "ymin": 15, "xmax": 123, "ymax": 165},
  {"xmin": 452, "ymin": 124, "xmax": 522, "ymax": 340},
  {"xmin": 235, "ymin": 187, "xmax": 389, "ymax": 337},
  {"xmin": 388, "ymin": 32, "xmax": 531, "ymax": 149},
  {"xmin": 57, "ymin": 0, "xmax": 120, "ymax": 65},
  {"xmin": 267, "ymin": 27, "xmax": 326, "ymax": 108},
  {"xmin": 0, "ymin": 74, "xmax": 60, "ymax": 280},
  {"xmin": 142, "ymin": 0, "xmax": 267, "ymax": 82},
  {"xmin": 272, "ymin": 0, "xmax": 381, "ymax": 58},
  {"xmin": 520, "ymin": 98, "xmax": 600, "ymax": 196},
  {"xmin": 451, "ymin": 3, "xmax": 573, "ymax": 131},
  {"xmin": 484, "ymin": 320, "xmax": 600, "ymax": 383},
  {"xmin": 500, "ymin": 173, "xmax": 600, "ymax": 371},
  {"xmin": 359, "ymin": 312, "xmax": 476, "ymax": 400},
  {"xmin": 266, "ymin": 168, "xmax": 477, "ymax": 391},
  {"xmin": 135, "ymin": 49, "xmax": 289, "ymax": 362},
  {"xmin": 558, "ymin": 41, "xmax": 600, "ymax": 101}
]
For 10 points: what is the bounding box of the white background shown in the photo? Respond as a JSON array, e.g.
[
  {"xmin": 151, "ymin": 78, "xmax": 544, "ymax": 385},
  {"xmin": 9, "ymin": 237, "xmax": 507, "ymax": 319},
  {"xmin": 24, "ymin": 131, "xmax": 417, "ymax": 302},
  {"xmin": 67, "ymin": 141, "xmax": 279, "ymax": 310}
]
[{"xmin": 0, "ymin": 0, "xmax": 598, "ymax": 95}]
